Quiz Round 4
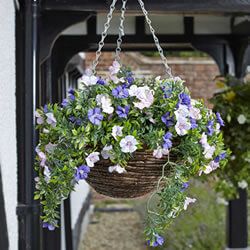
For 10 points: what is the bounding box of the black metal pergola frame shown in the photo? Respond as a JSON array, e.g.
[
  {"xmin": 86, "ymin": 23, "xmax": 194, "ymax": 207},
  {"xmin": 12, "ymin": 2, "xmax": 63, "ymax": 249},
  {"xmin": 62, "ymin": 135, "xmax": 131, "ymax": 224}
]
[{"xmin": 15, "ymin": 0, "xmax": 250, "ymax": 249}]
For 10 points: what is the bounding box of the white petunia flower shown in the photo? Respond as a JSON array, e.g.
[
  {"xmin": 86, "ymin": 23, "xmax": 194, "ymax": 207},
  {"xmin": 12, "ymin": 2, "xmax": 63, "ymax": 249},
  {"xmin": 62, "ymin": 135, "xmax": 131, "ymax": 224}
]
[
  {"xmin": 86, "ymin": 152, "xmax": 100, "ymax": 167},
  {"xmin": 174, "ymin": 104, "xmax": 190, "ymax": 119},
  {"xmin": 81, "ymin": 69, "xmax": 98, "ymax": 86},
  {"xmin": 199, "ymin": 160, "xmax": 219, "ymax": 175},
  {"xmin": 120, "ymin": 135, "xmax": 138, "ymax": 153},
  {"xmin": 133, "ymin": 86, "xmax": 154, "ymax": 110},
  {"xmin": 101, "ymin": 145, "xmax": 113, "ymax": 160},
  {"xmin": 203, "ymin": 145, "xmax": 216, "ymax": 159},
  {"xmin": 128, "ymin": 85, "xmax": 139, "ymax": 96},
  {"xmin": 109, "ymin": 61, "xmax": 121, "ymax": 75},
  {"xmin": 175, "ymin": 116, "xmax": 191, "ymax": 136},
  {"xmin": 46, "ymin": 113, "xmax": 57, "ymax": 127},
  {"xmin": 238, "ymin": 180, "xmax": 248, "ymax": 189},
  {"xmin": 96, "ymin": 94, "xmax": 114, "ymax": 114},
  {"xmin": 183, "ymin": 197, "xmax": 197, "ymax": 210},
  {"xmin": 112, "ymin": 125, "xmax": 123, "ymax": 140},
  {"xmin": 44, "ymin": 166, "xmax": 51, "ymax": 183},
  {"xmin": 200, "ymin": 132, "xmax": 208, "ymax": 146},
  {"xmin": 153, "ymin": 146, "xmax": 169, "ymax": 159},
  {"xmin": 189, "ymin": 106, "xmax": 202, "ymax": 120},
  {"xmin": 237, "ymin": 114, "xmax": 247, "ymax": 124},
  {"xmin": 108, "ymin": 164, "xmax": 126, "ymax": 174},
  {"xmin": 35, "ymin": 111, "xmax": 44, "ymax": 124}
]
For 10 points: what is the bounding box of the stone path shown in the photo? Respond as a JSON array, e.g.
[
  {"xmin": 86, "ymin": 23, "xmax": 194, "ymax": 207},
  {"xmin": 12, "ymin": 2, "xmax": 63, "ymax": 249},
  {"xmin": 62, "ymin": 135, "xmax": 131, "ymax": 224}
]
[{"xmin": 79, "ymin": 205, "xmax": 147, "ymax": 250}]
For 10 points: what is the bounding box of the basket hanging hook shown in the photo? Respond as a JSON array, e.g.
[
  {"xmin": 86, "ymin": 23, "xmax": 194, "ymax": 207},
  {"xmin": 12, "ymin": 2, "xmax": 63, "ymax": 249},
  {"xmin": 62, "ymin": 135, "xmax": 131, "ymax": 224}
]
[{"xmin": 137, "ymin": 0, "xmax": 173, "ymax": 78}]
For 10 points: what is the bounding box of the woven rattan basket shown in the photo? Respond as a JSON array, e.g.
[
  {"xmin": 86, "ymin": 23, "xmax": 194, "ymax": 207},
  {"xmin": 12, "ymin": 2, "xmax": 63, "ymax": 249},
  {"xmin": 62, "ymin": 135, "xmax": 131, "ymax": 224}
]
[{"xmin": 86, "ymin": 151, "xmax": 171, "ymax": 198}]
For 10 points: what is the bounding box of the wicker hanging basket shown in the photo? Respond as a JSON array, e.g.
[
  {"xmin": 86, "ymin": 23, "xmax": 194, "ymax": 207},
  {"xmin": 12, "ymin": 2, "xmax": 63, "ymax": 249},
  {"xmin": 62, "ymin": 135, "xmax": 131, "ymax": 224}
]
[
  {"xmin": 85, "ymin": 0, "xmax": 177, "ymax": 198},
  {"xmin": 86, "ymin": 151, "xmax": 172, "ymax": 198}
]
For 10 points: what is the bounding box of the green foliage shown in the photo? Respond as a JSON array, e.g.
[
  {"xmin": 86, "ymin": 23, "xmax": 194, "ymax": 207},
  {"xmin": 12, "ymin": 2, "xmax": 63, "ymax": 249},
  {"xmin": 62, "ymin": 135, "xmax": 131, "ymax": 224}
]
[{"xmin": 211, "ymin": 76, "xmax": 250, "ymax": 199}]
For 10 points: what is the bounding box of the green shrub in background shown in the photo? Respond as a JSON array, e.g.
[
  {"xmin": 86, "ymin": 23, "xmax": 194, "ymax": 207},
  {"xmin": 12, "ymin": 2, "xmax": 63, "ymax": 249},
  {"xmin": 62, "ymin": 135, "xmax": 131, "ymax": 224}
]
[{"xmin": 211, "ymin": 76, "xmax": 250, "ymax": 199}]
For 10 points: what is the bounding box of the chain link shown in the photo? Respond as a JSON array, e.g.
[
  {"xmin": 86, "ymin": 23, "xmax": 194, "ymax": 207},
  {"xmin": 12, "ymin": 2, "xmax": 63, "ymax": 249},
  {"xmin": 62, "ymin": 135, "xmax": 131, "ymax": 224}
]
[
  {"xmin": 137, "ymin": 0, "xmax": 173, "ymax": 78},
  {"xmin": 92, "ymin": 0, "xmax": 118, "ymax": 74},
  {"xmin": 115, "ymin": 0, "xmax": 127, "ymax": 62}
]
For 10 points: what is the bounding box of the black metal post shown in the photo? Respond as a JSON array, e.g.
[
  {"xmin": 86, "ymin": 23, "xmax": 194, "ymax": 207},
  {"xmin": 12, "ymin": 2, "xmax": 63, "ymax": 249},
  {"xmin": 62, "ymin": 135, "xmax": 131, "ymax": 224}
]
[
  {"xmin": 16, "ymin": 0, "xmax": 41, "ymax": 249},
  {"xmin": 227, "ymin": 189, "xmax": 248, "ymax": 249},
  {"xmin": 0, "ymin": 168, "xmax": 9, "ymax": 249}
]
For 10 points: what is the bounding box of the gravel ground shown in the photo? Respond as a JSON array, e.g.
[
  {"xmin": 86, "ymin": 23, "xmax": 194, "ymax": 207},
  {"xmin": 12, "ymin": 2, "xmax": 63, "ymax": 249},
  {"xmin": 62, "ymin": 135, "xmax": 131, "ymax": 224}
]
[{"xmin": 79, "ymin": 208, "xmax": 147, "ymax": 250}]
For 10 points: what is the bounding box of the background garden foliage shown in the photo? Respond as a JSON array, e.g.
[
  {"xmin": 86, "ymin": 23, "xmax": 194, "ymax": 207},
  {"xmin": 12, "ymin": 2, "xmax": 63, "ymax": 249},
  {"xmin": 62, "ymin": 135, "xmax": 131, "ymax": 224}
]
[{"xmin": 211, "ymin": 76, "xmax": 250, "ymax": 199}]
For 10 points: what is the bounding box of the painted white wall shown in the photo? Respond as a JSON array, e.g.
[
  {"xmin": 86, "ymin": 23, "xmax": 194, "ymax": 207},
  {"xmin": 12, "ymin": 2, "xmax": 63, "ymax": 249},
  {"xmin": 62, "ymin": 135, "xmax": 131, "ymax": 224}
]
[
  {"xmin": 70, "ymin": 181, "xmax": 90, "ymax": 229},
  {"xmin": 0, "ymin": 0, "xmax": 18, "ymax": 249}
]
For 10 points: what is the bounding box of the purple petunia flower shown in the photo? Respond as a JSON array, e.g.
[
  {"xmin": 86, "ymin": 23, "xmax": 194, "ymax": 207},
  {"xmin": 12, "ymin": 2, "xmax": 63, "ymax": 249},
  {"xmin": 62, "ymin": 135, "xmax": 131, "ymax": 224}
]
[
  {"xmin": 69, "ymin": 116, "xmax": 82, "ymax": 126},
  {"xmin": 43, "ymin": 105, "xmax": 48, "ymax": 113},
  {"xmin": 190, "ymin": 118, "xmax": 198, "ymax": 129},
  {"xmin": 148, "ymin": 234, "xmax": 164, "ymax": 247},
  {"xmin": 61, "ymin": 98, "xmax": 69, "ymax": 108},
  {"xmin": 112, "ymin": 85, "xmax": 129, "ymax": 99},
  {"xmin": 97, "ymin": 78, "xmax": 106, "ymax": 85},
  {"xmin": 216, "ymin": 112, "xmax": 225, "ymax": 127},
  {"xmin": 161, "ymin": 112, "xmax": 175, "ymax": 127},
  {"xmin": 68, "ymin": 88, "xmax": 75, "ymax": 101},
  {"xmin": 42, "ymin": 222, "xmax": 55, "ymax": 231},
  {"xmin": 207, "ymin": 120, "xmax": 214, "ymax": 136},
  {"xmin": 163, "ymin": 132, "xmax": 173, "ymax": 140},
  {"xmin": 116, "ymin": 105, "xmax": 130, "ymax": 119},
  {"xmin": 179, "ymin": 93, "xmax": 191, "ymax": 106},
  {"xmin": 214, "ymin": 152, "xmax": 227, "ymax": 163},
  {"xmin": 181, "ymin": 182, "xmax": 190, "ymax": 192},
  {"xmin": 75, "ymin": 165, "xmax": 90, "ymax": 181},
  {"xmin": 88, "ymin": 108, "xmax": 104, "ymax": 125},
  {"xmin": 126, "ymin": 76, "xmax": 134, "ymax": 85},
  {"xmin": 163, "ymin": 139, "xmax": 172, "ymax": 149}
]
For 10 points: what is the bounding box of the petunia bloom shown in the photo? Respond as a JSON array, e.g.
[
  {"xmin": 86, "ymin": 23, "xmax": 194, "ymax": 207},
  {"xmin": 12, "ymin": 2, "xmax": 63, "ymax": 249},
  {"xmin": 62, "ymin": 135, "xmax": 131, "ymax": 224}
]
[
  {"xmin": 42, "ymin": 222, "xmax": 55, "ymax": 231},
  {"xmin": 35, "ymin": 111, "xmax": 44, "ymax": 125},
  {"xmin": 179, "ymin": 93, "xmax": 191, "ymax": 106},
  {"xmin": 120, "ymin": 135, "xmax": 138, "ymax": 153},
  {"xmin": 183, "ymin": 197, "xmax": 197, "ymax": 210},
  {"xmin": 86, "ymin": 152, "xmax": 100, "ymax": 167},
  {"xmin": 206, "ymin": 120, "xmax": 214, "ymax": 136},
  {"xmin": 148, "ymin": 234, "xmax": 164, "ymax": 247},
  {"xmin": 88, "ymin": 108, "xmax": 104, "ymax": 125},
  {"xmin": 108, "ymin": 164, "xmax": 126, "ymax": 174},
  {"xmin": 216, "ymin": 112, "xmax": 225, "ymax": 127},
  {"xmin": 116, "ymin": 105, "xmax": 130, "ymax": 119},
  {"xmin": 101, "ymin": 145, "xmax": 113, "ymax": 159},
  {"xmin": 109, "ymin": 61, "xmax": 120, "ymax": 75},
  {"xmin": 161, "ymin": 112, "xmax": 175, "ymax": 127},
  {"xmin": 153, "ymin": 146, "xmax": 169, "ymax": 159},
  {"xmin": 81, "ymin": 69, "xmax": 98, "ymax": 86},
  {"xmin": 96, "ymin": 94, "xmax": 114, "ymax": 114},
  {"xmin": 111, "ymin": 125, "xmax": 123, "ymax": 140},
  {"xmin": 46, "ymin": 113, "xmax": 57, "ymax": 127},
  {"xmin": 175, "ymin": 116, "xmax": 191, "ymax": 136},
  {"xmin": 75, "ymin": 165, "xmax": 90, "ymax": 181},
  {"xmin": 112, "ymin": 85, "xmax": 129, "ymax": 99}
]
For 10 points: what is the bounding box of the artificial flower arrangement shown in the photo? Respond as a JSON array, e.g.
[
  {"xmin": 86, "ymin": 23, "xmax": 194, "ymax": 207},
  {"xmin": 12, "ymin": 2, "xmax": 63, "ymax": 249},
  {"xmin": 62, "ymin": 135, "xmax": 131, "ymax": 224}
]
[
  {"xmin": 211, "ymin": 76, "xmax": 250, "ymax": 199},
  {"xmin": 34, "ymin": 61, "xmax": 228, "ymax": 247}
]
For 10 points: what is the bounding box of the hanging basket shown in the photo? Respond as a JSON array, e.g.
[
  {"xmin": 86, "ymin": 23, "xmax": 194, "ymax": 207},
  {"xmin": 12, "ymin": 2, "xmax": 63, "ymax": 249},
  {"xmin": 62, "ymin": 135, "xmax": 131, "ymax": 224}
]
[
  {"xmin": 86, "ymin": 151, "xmax": 174, "ymax": 198},
  {"xmin": 35, "ymin": 0, "xmax": 228, "ymax": 245}
]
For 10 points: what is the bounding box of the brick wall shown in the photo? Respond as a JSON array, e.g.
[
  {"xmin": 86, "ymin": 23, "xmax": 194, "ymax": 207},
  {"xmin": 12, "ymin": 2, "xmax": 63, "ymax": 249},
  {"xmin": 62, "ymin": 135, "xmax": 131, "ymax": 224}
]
[{"xmin": 85, "ymin": 52, "xmax": 220, "ymax": 105}]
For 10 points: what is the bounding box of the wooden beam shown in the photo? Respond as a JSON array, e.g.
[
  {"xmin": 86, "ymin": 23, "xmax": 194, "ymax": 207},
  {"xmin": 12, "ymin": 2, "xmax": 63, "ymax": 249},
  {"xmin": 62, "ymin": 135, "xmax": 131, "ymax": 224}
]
[{"xmin": 43, "ymin": 0, "xmax": 250, "ymax": 13}]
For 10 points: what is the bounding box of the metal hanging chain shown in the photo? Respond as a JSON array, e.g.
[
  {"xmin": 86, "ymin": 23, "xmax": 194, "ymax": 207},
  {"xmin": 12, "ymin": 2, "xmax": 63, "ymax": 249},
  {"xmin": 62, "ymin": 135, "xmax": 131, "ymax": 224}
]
[
  {"xmin": 137, "ymin": 0, "xmax": 173, "ymax": 78},
  {"xmin": 92, "ymin": 0, "xmax": 118, "ymax": 74},
  {"xmin": 115, "ymin": 0, "xmax": 128, "ymax": 62}
]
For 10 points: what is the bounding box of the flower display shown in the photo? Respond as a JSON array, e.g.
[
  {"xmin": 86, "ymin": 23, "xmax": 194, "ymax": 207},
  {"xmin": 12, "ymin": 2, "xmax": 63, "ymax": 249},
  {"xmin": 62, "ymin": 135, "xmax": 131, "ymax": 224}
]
[
  {"xmin": 34, "ymin": 62, "xmax": 227, "ymax": 246},
  {"xmin": 211, "ymin": 76, "xmax": 250, "ymax": 199}
]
